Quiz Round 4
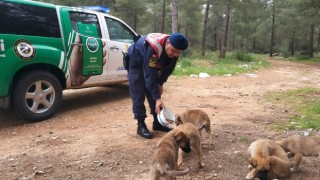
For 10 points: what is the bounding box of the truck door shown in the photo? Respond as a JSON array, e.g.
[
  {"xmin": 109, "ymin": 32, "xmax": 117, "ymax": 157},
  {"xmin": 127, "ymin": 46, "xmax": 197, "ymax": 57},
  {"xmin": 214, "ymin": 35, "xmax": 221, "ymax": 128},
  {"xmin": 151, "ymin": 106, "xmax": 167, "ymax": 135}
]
[
  {"xmin": 103, "ymin": 16, "xmax": 136, "ymax": 80},
  {"xmin": 59, "ymin": 8, "xmax": 105, "ymax": 87}
]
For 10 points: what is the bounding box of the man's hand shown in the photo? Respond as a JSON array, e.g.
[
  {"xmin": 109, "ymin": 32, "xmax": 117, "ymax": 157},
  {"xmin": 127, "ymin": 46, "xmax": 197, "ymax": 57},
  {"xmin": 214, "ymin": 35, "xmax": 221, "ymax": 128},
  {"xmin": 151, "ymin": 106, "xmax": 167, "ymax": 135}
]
[{"xmin": 155, "ymin": 99, "xmax": 164, "ymax": 114}]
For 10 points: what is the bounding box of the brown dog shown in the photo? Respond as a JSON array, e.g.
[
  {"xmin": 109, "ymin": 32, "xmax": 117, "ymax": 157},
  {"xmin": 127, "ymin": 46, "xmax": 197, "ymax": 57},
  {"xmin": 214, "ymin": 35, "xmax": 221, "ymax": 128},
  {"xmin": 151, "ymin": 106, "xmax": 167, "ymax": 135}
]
[
  {"xmin": 246, "ymin": 139, "xmax": 292, "ymax": 180},
  {"xmin": 276, "ymin": 135, "xmax": 320, "ymax": 172},
  {"xmin": 177, "ymin": 122, "xmax": 204, "ymax": 169},
  {"xmin": 150, "ymin": 123, "xmax": 195, "ymax": 180},
  {"xmin": 176, "ymin": 109, "xmax": 213, "ymax": 144}
]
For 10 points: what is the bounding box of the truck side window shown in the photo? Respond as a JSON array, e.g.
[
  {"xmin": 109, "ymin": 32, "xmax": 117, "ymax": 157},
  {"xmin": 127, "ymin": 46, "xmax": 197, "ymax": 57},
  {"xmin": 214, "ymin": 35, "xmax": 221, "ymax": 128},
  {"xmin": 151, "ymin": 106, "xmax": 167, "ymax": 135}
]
[
  {"xmin": 105, "ymin": 17, "xmax": 135, "ymax": 43},
  {"xmin": 69, "ymin": 12, "xmax": 102, "ymax": 38},
  {"xmin": 0, "ymin": 1, "xmax": 60, "ymax": 38}
]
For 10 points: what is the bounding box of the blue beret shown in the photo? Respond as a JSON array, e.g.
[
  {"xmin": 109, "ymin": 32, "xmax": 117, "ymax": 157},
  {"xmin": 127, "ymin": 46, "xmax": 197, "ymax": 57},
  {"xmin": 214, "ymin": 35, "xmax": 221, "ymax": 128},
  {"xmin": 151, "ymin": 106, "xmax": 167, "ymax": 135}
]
[{"xmin": 169, "ymin": 32, "xmax": 188, "ymax": 50}]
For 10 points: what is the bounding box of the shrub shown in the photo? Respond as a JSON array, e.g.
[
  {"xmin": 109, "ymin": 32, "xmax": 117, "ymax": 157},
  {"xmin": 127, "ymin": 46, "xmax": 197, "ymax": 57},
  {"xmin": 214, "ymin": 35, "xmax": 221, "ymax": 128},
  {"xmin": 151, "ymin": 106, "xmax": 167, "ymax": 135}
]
[{"xmin": 232, "ymin": 51, "xmax": 254, "ymax": 62}]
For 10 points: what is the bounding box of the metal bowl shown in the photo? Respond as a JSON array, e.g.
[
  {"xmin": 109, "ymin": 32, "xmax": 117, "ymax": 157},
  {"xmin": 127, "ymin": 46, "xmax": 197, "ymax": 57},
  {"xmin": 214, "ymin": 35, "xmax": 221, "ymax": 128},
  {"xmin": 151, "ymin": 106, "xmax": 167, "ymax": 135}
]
[{"xmin": 157, "ymin": 108, "xmax": 176, "ymax": 126}]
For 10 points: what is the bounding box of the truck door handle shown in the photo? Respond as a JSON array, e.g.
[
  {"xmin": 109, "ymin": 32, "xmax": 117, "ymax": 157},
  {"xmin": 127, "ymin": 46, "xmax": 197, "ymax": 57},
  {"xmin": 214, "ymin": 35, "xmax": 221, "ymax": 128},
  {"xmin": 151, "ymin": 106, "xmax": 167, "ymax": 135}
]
[
  {"xmin": 109, "ymin": 46, "xmax": 119, "ymax": 51},
  {"xmin": 71, "ymin": 43, "xmax": 83, "ymax": 47}
]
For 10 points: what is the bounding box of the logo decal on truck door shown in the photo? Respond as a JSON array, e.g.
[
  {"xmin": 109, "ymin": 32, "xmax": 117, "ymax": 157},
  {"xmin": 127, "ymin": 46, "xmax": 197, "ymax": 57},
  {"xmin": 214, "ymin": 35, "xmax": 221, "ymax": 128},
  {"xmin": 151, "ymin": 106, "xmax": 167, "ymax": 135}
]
[
  {"xmin": 14, "ymin": 39, "xmax": 36, "ymax": 60},
  {"xmin": 86, "ymin": 37, "xmax": 99, "ymax": 53}
]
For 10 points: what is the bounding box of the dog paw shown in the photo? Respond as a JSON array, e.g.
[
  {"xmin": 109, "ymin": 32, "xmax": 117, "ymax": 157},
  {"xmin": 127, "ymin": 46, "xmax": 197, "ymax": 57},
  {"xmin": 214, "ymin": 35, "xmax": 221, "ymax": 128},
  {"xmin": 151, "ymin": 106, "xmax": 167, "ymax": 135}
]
[
  {"xmin": 291, "ymin": 167, "xmax": 300, "ymax": 173},
  {"xmin": 245, "ymin": 172, "xmax": 255, "ymax": 180},
  {"xmin": 245, "ymin": 174, "xmax": 254, "ymax": 180}
]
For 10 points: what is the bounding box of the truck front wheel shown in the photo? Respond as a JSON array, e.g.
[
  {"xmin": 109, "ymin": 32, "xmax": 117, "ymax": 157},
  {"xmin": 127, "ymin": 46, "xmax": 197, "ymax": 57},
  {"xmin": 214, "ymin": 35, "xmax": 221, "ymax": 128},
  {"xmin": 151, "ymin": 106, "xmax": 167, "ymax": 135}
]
[{"xmin": 13, "ymin": 71, "xmax": 62, "ymax": 122}]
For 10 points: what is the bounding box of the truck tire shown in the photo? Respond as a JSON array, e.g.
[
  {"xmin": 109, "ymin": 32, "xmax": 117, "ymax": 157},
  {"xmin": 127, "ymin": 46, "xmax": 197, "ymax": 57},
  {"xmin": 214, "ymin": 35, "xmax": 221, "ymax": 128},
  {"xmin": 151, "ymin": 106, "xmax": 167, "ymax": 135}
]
[{"xmin": 13, "ymin": 70, "xmax": 62, "ymax": 122}]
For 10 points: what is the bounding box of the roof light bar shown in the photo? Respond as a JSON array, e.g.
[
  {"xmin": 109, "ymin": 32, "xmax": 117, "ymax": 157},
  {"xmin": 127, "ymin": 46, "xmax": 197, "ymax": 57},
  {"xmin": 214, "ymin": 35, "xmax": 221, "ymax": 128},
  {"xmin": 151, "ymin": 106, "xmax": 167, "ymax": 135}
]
[{"xmin": 82, "ymin": 6, "xmax": 110, "ymax": 13}]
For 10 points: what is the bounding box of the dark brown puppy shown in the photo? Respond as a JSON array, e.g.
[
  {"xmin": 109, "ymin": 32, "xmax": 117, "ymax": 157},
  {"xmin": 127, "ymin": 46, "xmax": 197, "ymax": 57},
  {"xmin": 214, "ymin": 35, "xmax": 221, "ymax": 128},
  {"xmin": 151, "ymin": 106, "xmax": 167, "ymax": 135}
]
[
  {"xmin": 149, "ymin": 123, "xmax": 194, "ymax": 180},
  {"xmin": 246, "ymin": 139, "xmax": 292, "ymax": 180},
  {"xmin": 276, "ymin": 135, "xmax": 320, "ymax": 172},
  {"xmin": 176, "ymin": 109, "xmax": 213, "ymax": 144}
]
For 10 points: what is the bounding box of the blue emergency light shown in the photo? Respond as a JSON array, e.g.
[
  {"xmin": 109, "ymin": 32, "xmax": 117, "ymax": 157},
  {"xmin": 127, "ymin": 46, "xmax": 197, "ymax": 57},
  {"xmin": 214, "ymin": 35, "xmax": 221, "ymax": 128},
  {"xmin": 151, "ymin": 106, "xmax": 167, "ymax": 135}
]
[{"xmin": 82, "ymin": 6, "xmax": 110, "ymax": 13}]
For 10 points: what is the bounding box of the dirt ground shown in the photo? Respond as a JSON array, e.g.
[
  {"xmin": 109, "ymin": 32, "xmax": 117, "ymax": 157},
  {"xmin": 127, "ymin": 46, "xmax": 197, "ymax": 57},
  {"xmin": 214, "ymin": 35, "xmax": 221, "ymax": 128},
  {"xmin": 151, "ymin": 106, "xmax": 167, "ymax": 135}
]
[{"xmin": 0, "ymin": 59, "xmax": 320, "ymax": 180}]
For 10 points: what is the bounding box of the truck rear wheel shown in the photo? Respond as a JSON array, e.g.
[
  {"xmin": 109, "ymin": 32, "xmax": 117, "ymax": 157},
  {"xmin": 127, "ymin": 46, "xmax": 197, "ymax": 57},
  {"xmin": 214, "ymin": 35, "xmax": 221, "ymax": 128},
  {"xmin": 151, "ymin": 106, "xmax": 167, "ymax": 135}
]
[{"xmin": 13, "ymin": 70, "xmax": 62, "ymax": 122}]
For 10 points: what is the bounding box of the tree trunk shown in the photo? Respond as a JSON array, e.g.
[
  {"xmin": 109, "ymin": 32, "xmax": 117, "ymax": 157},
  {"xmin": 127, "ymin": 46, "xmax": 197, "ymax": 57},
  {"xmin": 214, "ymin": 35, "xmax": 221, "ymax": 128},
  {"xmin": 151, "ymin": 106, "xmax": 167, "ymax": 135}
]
[
  {"xmin": 304, "ymin": 32, "xmax": 308, "ymax": 44},
  {"xmin": 161, "ymin": 0, "xmax": 166, "ymax": 33},
  {"xmin": 309, "ymin": 23, "xmax": 314, "ymax": 58},
  {"xmin": 171, "ymin": 0, "xmax": 178, "ymax": 33},
  {"xmin": 318, "ymin": 28, "xmax": 320, "ymax": 52},
  {"xmin": 240, "ymin": 37, "xmax": 244, "ymax": 49},
  {"xmin": 252, "ymin": 37, "xmax": 256, "ymax": 52},
  {"xmin": 201, "ymin": 0, "xmax": 211, "ymax": 56},
  {"xmin": 133, "ymin": 14, "xmax": 137, "ymax": 32},
  {"xmin": 154, "ymin": 12, "xmax": 157, "ymax": 32},
  {"xmin": 219, "ymin": 0, "xmax": 231, "ymax": 59},
  {"xmin": 185, "ymin": 11, "xmax": 189, "ymax": 38},
  {"xmin": 213, "ymin": 26, "xmax": 217, "ymax": 50},
  {"xmin": 232, "ymin": 37, "xmax": 235, "ymax": 50},
  {"xmin": 269, "ymin": 1, "xmax": 275, "ymax": 57},
  {"xmin": 289, "ymin": 32, "xmax": 295, "ymax": 56}
]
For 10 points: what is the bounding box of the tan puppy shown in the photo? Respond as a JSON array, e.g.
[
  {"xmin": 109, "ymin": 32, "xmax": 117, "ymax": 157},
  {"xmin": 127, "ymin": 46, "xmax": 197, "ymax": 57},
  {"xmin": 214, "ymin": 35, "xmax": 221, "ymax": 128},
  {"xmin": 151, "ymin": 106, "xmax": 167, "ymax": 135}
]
[
  {"xmin": 246, "ymin": 139, "xmax": 292, "ymax": 180},
  {"xmin": 177, "ymin": 122, "xmax": 204, "ymax": 169},
  {"xmin": 176, "ymin": 109, "xmax": 213, "ymax": 144},
  {"xmin": 150, "ymin": 123, "xmax": 193, "ymax": 180},
  {"xmin": 276, "ymin": 135, "xmax": 320, "ymax": 172}
]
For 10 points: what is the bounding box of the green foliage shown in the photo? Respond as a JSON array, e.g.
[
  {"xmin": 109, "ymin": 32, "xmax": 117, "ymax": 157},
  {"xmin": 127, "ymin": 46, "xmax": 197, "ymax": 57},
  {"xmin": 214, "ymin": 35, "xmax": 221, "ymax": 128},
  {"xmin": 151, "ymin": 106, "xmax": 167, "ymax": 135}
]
[
  {"xmin": 265, "ymin": 88, "xmax": 320, "ymax": 130},
  {"xmin": 37, "ymin": 0, "xmax": 320, "ymax": 57},
  {"xmin": 180, "ymin": 48, "xmax": 194, "ymax": 58},
  {"xmin": 179, "ymin": 0, "xmax": 203, "ymax": 45},
  {"xmin": 173, "ymin": 51, "xmax": 270, "ymax": 76},
  {"xmin": 179, "ymin": 59, "xmax": 192, "ymax": 68},
  {"xmin": 112, "ymin": 0, "xmax": 147, "ymax": 33},
  {"xmin": 232, "ymin": 51, "xmax": 254, "ymax": 62},
  {"xmin": 287, "ymin": 56, "xmax": 320, "ymax": 64},
  {"xmin": 283, "ymin": 53, "xmax": 290, "ymax": 58}
]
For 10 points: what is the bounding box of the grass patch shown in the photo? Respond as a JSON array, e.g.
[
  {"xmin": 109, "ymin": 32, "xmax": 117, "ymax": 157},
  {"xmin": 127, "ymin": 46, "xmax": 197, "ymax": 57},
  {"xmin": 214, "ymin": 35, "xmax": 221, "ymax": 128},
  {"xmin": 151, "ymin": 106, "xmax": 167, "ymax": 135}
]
[
  {"xmin": 232, "ymin": 51, "xmax": 255, "ymax": 62},
  {"xmin": 238, "ymin": 136, "xmax": 249, "ymax": 143},
  {"xmin": 264, "ymin": 88, "xmax": 320, "ymax": 130},
  {"xmin": 173, "ymin": 51, "xmax": 270, "ymax": 76},
  {"xmin": 275, "ymin": 55, "xmax": 320, "ymax": 64},
  {"xmin": 288, "ymin": 57, "xmax": 320, "ymax": 64}
]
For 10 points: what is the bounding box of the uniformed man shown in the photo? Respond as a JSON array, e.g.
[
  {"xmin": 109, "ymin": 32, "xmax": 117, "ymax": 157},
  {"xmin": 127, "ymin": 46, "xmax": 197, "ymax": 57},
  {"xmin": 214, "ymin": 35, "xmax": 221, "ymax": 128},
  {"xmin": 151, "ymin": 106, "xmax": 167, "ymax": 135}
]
[{"xmin": 127, "ymin": 32, "xmax": 188, "ymax": 139}]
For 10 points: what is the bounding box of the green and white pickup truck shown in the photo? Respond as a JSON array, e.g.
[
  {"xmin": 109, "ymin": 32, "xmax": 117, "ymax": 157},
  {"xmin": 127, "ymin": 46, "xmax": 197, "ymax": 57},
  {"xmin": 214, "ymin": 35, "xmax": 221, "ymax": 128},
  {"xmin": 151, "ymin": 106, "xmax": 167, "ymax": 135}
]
[{"xmin": 0, "ymin": 0, "xmax": 139, "ymax": 121}]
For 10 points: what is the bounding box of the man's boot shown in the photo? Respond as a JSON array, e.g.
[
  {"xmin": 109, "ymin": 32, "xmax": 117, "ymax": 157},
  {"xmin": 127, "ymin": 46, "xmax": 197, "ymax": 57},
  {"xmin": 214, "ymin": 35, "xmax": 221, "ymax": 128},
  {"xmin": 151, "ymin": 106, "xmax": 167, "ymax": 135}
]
[
  {"xmin": 137, "ymin": 119, "xmax": 153, "ymax": 139},
  {"xmin": 152, "ymin": 114, "xmax": 172, "ymax": 132}
]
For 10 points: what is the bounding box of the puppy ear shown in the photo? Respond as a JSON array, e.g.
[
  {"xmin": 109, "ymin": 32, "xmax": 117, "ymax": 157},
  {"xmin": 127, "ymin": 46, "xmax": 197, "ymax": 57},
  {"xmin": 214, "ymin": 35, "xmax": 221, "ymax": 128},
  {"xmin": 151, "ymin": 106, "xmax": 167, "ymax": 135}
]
[
  {"xmin": 275, "ymin": 140, "xmax": 285, "ymax": 148},
  {"xmin": 269, "ymin": 156, "xmax": 280, "ymax": 166},
  {"xmin": 174, "ymin": 131, "xmax": 187, "ymax": 142},
  {"xmin": 176, "ymin": 116, "xmax": 183, "ymax": 125},
  {"xmin": 249, "ymin": 158, "xmax": 257, "ymax": 168}
]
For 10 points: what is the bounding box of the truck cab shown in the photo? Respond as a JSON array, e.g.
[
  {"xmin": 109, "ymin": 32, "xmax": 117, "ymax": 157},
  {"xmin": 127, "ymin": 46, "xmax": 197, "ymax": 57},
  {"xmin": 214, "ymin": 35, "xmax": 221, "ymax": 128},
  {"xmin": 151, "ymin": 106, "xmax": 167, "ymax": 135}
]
[{"xmin": 0, "ymin": 0, "xmax": 138, "ymax": 121}]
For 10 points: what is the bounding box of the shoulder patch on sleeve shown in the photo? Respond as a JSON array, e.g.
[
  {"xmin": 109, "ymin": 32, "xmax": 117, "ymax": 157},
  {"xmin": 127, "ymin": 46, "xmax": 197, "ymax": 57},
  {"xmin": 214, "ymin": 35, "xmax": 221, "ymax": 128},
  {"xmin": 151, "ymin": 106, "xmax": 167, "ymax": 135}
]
[{"xmin": 148, "ymin": 58, "xmax": 157, "ymax": 67}]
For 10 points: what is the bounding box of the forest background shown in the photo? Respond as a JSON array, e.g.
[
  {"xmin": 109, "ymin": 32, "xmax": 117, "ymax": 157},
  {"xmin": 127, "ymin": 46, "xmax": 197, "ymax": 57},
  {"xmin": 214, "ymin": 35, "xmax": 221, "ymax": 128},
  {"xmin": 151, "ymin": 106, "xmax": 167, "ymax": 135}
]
[{"xmin": 38, "ymin": 0, "xmax": 320, "ymax": 59}]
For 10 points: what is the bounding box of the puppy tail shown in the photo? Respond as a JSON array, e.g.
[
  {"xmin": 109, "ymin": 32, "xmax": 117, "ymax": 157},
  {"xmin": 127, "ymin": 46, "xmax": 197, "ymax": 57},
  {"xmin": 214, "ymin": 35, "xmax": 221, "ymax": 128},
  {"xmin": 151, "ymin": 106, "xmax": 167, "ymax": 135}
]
[{"xmin": 164, "ymin": 164, "xmax": 189, "ymax": 176}]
